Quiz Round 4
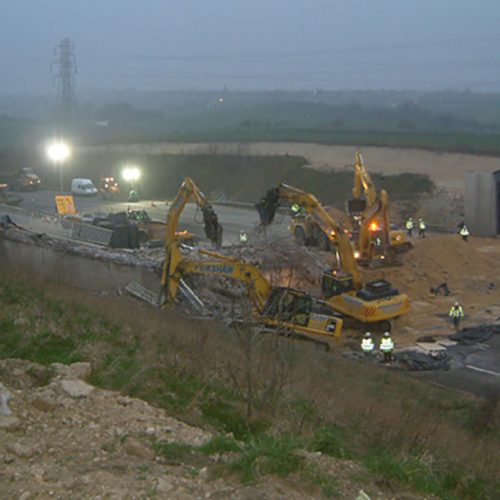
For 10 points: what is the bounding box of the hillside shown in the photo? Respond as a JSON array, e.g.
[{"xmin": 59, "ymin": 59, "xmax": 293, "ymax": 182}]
[{"xmin": 1, "ymin": 273, "xmax": 498, "ymax": 499}]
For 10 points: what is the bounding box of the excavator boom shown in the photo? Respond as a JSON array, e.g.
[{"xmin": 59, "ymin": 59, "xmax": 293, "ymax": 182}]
[
  {"xmin": 350, "ymin": 152, "xmax": 411, "ymax": 263},
  {"xmin": 179, "ymin": 249, "xmax": 273, "ymax": 313},
  {"xmin": 162, "ymin": 177, "xmax": 223, "ymax": 306},
  {"xmin": 352, "ymin": 152, "xmax": 377, "ymax": 206},
  {"xmin": 257, "ymin": 183, "xmax": 362, "ymax": 287}
]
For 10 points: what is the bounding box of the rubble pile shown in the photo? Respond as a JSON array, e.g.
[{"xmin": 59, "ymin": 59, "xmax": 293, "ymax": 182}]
[
  {"xmin": 1, "ymin": 359, "xmax": 316, "ymax": 499},
  {"xmin": 3, "ymin": 226, "xmax": 161, "ymax": 272},
  {"xmin": 0, "ymin": 358, "xmax": 406, "ymax": 499},
  {"xmin": 169, "ymin": 238, "xmax": 332, "ymax": 320},
  {"xmin": 391, "ymin": 188, "xmax": 464, "ymax": 231}
]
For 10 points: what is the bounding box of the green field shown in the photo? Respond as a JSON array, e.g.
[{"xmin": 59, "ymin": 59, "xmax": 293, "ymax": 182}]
[{"xmin": 3, "ymin": 90, "xmax": 500, "ymax": 156}]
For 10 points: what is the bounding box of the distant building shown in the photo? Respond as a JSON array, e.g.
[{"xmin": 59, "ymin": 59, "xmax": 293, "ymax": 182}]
[{"xmin": 464, "ymin": 171, "xmax": 500, "ymax": 236}]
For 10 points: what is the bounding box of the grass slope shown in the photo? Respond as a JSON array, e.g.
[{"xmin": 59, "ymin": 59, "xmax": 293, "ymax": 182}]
[{"xmin": 0, "ymin": 276, "xmax": 498, "ymax": 498}]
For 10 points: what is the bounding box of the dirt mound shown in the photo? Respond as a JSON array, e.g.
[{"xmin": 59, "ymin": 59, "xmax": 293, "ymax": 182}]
[
  {"xmin": 370, "ymin": 235, "xmax": 500, "ymax": 339},
  {"xmin": 0, "ymin": 359, "xmax": 321, "ymax": 499}
]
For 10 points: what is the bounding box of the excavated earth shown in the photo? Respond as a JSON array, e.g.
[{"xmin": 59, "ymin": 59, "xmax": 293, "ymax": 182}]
[{"xmin": 0, "ymin": 360, "xmax": 427, "ymax": 499}]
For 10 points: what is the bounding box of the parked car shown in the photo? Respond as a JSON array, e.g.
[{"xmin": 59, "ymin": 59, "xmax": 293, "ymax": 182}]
[
  {"xmin": 0, "ymin": 167, "xmax": 41, "ymax": 190},
  {"xmin": 71, "ymin": 178, "xmax": 98, "ymax": 196}
]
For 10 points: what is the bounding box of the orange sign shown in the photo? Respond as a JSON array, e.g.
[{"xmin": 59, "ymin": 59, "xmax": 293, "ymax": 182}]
[{"xmin": 55, "ymin": 195, "xmax": 77, "ymax": 215}]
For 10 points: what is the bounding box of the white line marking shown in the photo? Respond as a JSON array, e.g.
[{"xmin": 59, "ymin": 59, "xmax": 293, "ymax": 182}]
[{"xmin": 465, "ymin": 365, "xmax": 500, "ymax": 377}]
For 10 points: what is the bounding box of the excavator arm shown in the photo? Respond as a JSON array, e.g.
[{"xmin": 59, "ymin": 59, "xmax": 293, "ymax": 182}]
[
  {"xmin": 256, "ymin": 183, "xmax": 362, "ymax": 288},
  {"xmin": 166, "ymin": 247, "xmax": 343, "ymax": 340},
  {"xmin": 162, "ymin": 177, "xmax": 223, "ymax": 306},
  {"xmin": 165, "ymin": 177, "xmax": 222, "ymax": 249},
  {"xmin": 351, "ymin": 153, "xmax": 396, "ymax": 262},
  {"xmin": 352, "ymin": 152, "xmax": 377, "ymax": 206}
]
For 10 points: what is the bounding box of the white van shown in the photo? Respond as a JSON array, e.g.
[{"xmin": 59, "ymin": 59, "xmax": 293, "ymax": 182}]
[{"xmin": 71, "ymin": 178, "xmax": 98, "ymax": 196}]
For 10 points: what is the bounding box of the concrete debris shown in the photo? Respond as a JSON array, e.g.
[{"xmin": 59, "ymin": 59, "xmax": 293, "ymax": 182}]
[
  {"xmin": 0, "ymin": 383, "xmax": 12, "ymax": 416},
  {"xmin": 1, "ymin": 357, "xmax": 333, "ymax": 499},
  {"xmin": 416, "ymin": 342, "xmax": 448, "ymax": 353},
  {"xmin": 2, "ymin": 228, "xmax": 162, "ymax": 272},
  {"xmin": 396, "ymin": 350, "xmax": 452, "ymax": 371},
  {"xmin": 396, "ymin": 324, "xmax": 500, "ymax": 371},
  {"xmin": 450, "ymin": 324, "xmax": 500, "ymax": 345},
  {"xmin": 125, "ymin": 280, "xmax": 162, "ymax": 306},
  {"xmin": 356, "ymin": 490, "xmax": 372, "ymax": 500},
  {"xmin": 58, "ymin": 379, "xmax": 95, "ymax": 399},
  {"xmin": 51, "ymin": 362, "xmax": 92, "ymax": 380}
]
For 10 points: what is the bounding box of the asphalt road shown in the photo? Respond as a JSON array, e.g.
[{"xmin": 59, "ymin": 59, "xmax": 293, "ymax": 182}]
[
  {"xmin": 417, "ymin": 333, "xmax": 500, "ymax": 398},
  {"xmin": 10, "ymin": 189, "xmax": 288, "ymax": 245}
]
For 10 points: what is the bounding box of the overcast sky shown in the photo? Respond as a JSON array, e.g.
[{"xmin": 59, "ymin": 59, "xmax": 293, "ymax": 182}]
[{"xmin": 1, "ymin": 0, "xmax": 500, "ymax": 94}]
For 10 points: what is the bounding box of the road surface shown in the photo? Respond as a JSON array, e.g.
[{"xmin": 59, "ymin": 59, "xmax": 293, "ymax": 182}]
[{"xmin": 7, "ymin": 189, "xmax": 288, "ymax": 245}]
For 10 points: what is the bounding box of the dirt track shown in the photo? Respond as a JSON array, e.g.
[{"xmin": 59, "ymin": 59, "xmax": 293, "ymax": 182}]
[{"xmin": 83, "ymin": 142, "xmax": 500, "ymax": 193}]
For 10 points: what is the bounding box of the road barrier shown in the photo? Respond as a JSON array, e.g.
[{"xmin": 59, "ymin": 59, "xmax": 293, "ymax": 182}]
[
  {"xmin": 0, "ymin": 203, "xmax": 113, "ymax": 246},
  {"xmin": 70, "ymin": 222, "xmax": 113, "ymax": 246}
]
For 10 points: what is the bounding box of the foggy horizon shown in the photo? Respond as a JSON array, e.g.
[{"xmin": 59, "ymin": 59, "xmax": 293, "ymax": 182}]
[{"xmin": 1, "ymin": 0, "xmax": 500, "ymax": 95}]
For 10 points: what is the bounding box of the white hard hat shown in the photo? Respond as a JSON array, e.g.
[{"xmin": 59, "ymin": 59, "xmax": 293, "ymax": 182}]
[
  {"xmin": 454, "ymin": 301, "xmax": 459, "ymax": 306},
  {"xmin": 365, "ymin": 332, "xmax": 371, "ymax": 338},
  {"xmin": 383, "ymin": 332, "xmax": 390, "ymax": 337}
]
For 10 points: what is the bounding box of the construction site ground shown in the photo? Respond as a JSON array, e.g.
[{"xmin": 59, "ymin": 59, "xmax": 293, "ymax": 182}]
[
  {"xmin": 1, "ymin": 156, "xmax": 500, "ymax": 497},
  {"xmin": 3, "ymin": 184, "xmax": 500, "ymax": 390}
]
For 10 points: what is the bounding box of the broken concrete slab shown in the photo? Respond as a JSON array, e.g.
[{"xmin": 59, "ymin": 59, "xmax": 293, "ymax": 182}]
[
  {"xmin": 416, "ymin": 342, "xmax": 448, "ymax": 353},
  {"xmin": 59, "ymin": 380, "xmax": 94, "ymax": 399}
]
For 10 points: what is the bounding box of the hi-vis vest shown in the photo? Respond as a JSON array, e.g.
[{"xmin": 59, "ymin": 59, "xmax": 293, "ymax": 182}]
[
  {"xmin": 419, "ymin": 220, "xmax": 426, "ymax": 230},
  {"xmin": 449, "ymin": 306, "xmax": 464, "ymax": 319},
  {"xmin": 460, "ymin": 226, "xmax": 469, "ymax": 236},
  {"xmin": 380, "ymin": 337, "xmax": 394, "ymax": 352},
  {"xmin": 239, "ymin": 232, "xmax": 248, "ymax": 242},
  {"xmin": 361, "ymin": 338, "xmax": 375, "ymax": 353},
  {"xmin": 406, "ymin": 219, "xmax": 414, "ymax": 229}
]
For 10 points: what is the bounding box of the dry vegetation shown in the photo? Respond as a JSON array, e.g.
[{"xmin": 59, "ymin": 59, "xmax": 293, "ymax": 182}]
[{"xmin": 1, "ymin": 272, "xmax": 499, "ymax": 499}]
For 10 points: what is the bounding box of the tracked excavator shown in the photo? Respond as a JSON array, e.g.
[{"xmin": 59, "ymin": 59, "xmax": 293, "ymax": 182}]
[
  {"xmin": 256, "ymin": 183, "xmax": 409, "ymax": 331},
  {"xmin": 161, "ymin": 178, "xmax": 343, "ymax": 346},
  {"xmin": 349, "ymin": 152, "xmax": 412, "ymax": 265}
]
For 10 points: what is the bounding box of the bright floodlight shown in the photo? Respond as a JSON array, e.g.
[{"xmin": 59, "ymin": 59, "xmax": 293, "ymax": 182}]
[
  {"xmin": 122, "ymin": 166, "xmax": 141, "ymax": 182},
  {"xmin": 47, "ymin": 140, "xmax": 71, "ymax": 163}
]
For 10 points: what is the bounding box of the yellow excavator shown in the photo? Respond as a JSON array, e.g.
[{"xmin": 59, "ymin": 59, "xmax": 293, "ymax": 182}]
[
  {"xmin": 349, "ymin": 152, "xmax": 412, "ymax": 264},
  {"xmin": 256, "ymin": 183, "xmax": 410, "ymax": 331},
  {"xmin": 162, "ymin": 177, "xmax": 223, "ymax": 305},
  {"xmin": 161, "ymin": 178, "xmax": 343, "ymax": 346}
]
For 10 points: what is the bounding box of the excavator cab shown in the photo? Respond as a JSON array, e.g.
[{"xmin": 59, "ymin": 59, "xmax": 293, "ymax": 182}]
[
  {"xmin": 321, "ymin": 270, "xmax": 355, "ymax": 298},
  {"xmin": 346, "ymin": 198, "xmax": 367, "ymax": 218},
  {"xmin": 262, "ymin": 287, "xmax": 342, "ymax": 336}
]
